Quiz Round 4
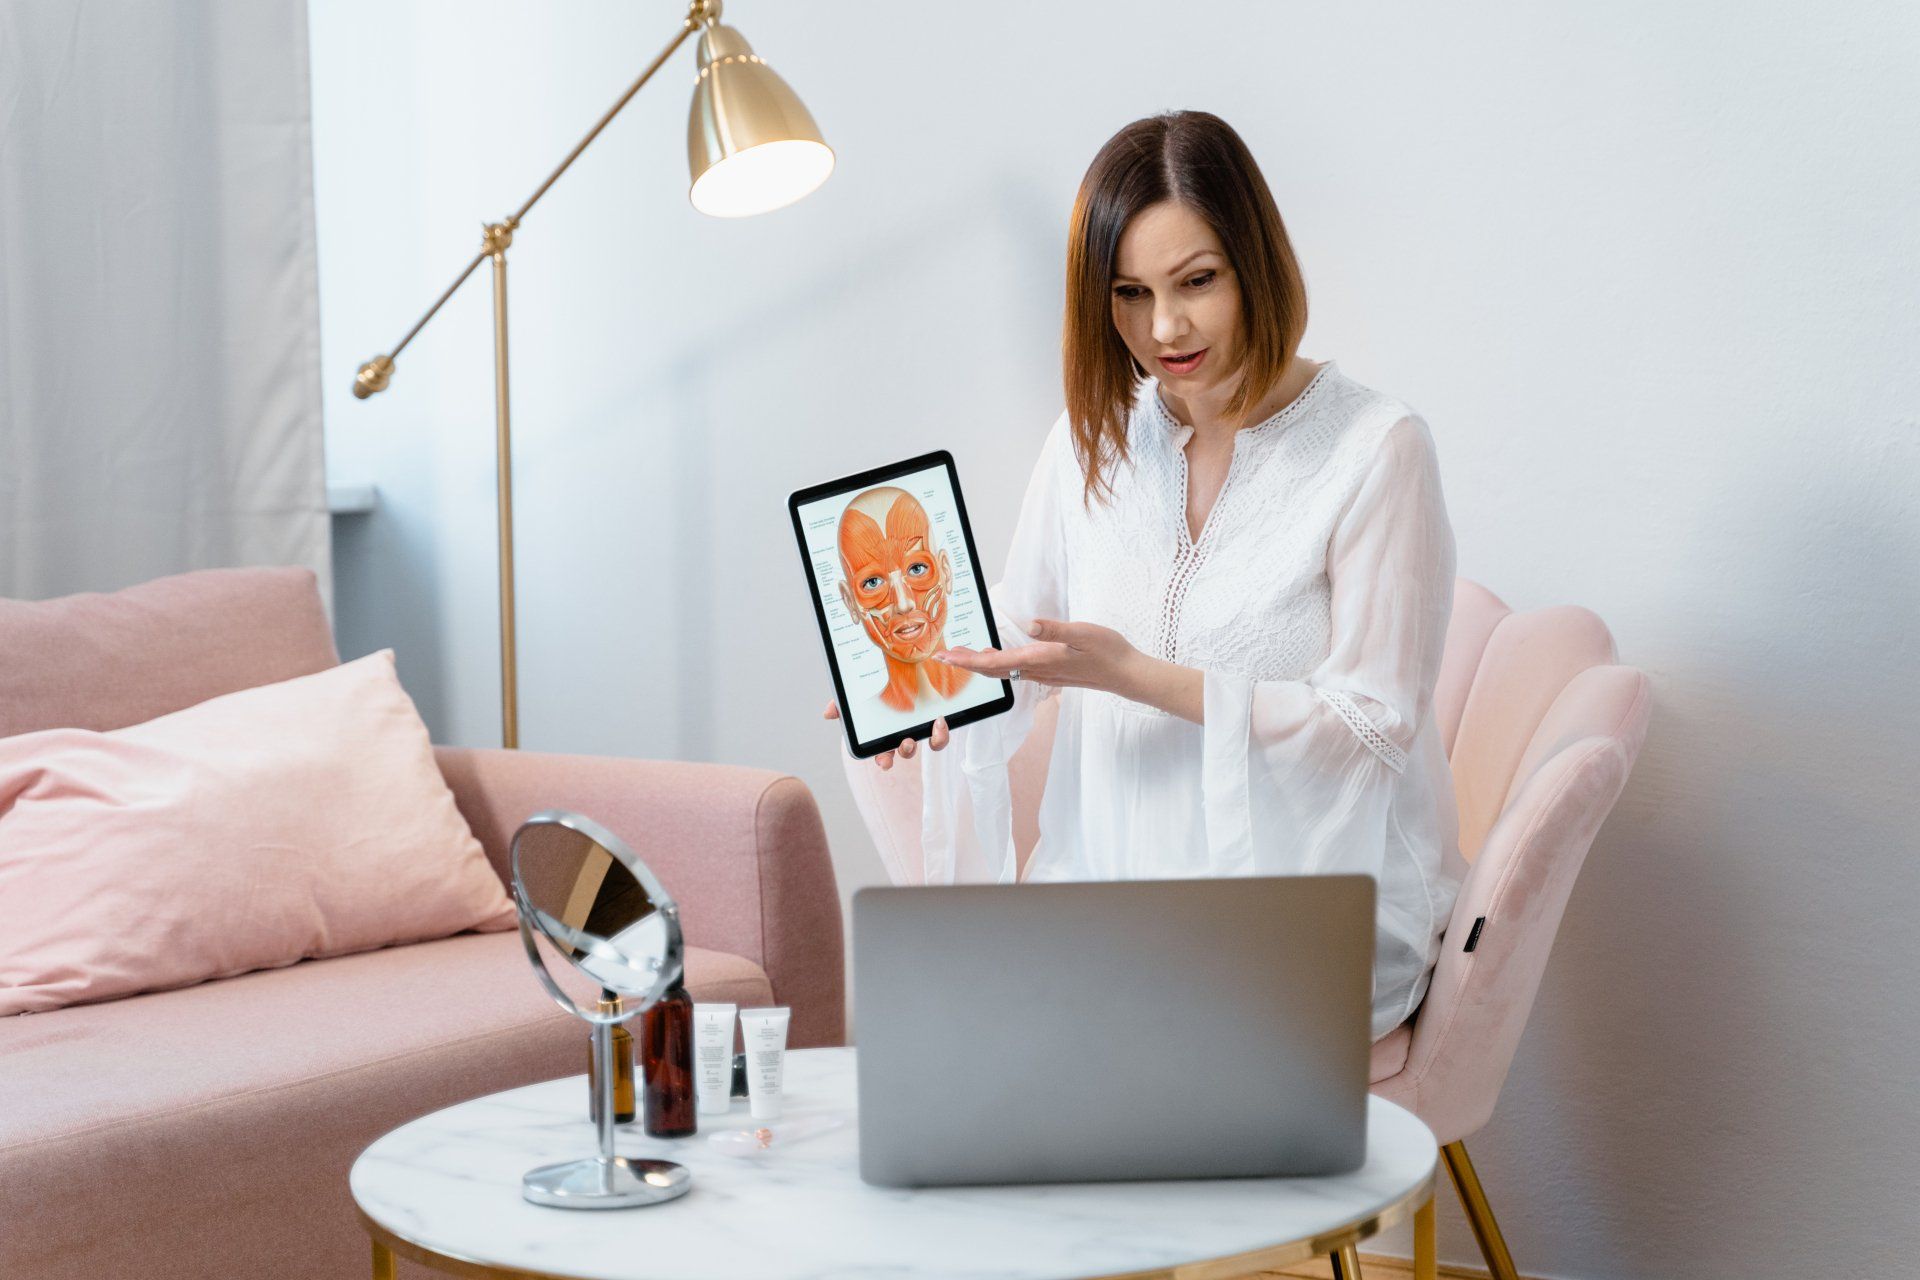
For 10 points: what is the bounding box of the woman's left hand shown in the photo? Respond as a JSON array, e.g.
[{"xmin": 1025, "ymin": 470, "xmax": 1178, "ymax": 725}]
[{"xmin": 935, "ymin": 618, "xmax": 1148, "ymax": 699}]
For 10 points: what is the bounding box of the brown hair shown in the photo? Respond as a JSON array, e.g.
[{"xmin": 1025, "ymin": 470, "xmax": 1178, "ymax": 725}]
[{"xmin": 1062, "ymin": 111, "xmax": 1308, "ymax": 502}]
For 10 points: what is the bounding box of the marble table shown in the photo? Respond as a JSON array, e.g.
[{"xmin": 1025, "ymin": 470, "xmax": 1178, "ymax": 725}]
[{"xmin": 352, "ymin": 1047, "xmax": 1436, "ymax": 1280}]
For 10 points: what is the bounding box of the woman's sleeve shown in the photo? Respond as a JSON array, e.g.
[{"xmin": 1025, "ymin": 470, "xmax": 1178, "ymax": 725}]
[
  {"xmin": 1200, "ymin": 414, "xmax": 1456, "ymax": 881},
  {"xmin": 840, "ymin": 416, "xmax": 1071, "ymax": 887}
]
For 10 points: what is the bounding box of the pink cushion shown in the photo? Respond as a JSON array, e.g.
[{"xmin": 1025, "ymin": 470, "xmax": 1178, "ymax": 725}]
[
  {"xmin": 0, "ymin": 567, "xmax": 339, "ymax": 739},
  {"xmin": 1433, "ymin": 577, "xmax": 1510, "ymax": 757},
  {"xmin": 1448, "ymin": 604, "xmax": 1619, "ymax": 861},
  {"xmin": 0, "ymin": 650, "xmax": 514, "ymax": 1016}
]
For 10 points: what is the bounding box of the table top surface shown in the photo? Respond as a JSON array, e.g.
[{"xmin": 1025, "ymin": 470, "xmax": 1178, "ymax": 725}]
[{"xmin": 351, "ymin": 1046, "xmax": 1436, "ymax": 1280}]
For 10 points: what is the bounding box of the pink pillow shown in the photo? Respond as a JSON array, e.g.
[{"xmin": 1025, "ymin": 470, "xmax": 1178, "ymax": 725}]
[{"xmin": 0, "ymin": 650, "xmax": 515, "ymax": 1016}]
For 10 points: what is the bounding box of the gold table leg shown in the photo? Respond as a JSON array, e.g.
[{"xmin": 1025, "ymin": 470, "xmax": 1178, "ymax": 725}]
[
  {"xmin": 373, "ymin": 1238, "xmax": 396, "ymax": 1280},
  {"xmin": 1329, "ymin": 1243, "xmax": 1365, "ymax": 1278},
  {"xmin": 1414, "ymin": 1191, "xmax": 1437, "ymax": 1280}
]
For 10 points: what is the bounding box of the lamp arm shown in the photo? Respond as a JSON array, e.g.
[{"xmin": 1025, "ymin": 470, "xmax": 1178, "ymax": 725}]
[
  {"xmin": 384, "ymin": 249, "xmax": 489, "ymax": 368},
  {"xmin": 353, "ymin": 0, "xmax": 714, "ymax": 396}
]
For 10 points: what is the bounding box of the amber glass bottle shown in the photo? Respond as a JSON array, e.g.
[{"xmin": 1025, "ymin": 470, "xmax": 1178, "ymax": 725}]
[
  {"xmin": 588, "ymin": 991, "xmax": 637, "ymax": 1125},
  {"xmin": 641, "ymin": 980, "xmax": 697, "ymax": 1137}
]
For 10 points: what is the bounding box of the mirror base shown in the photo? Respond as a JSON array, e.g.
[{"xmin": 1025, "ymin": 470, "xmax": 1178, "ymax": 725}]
[{"xmin": 521, "ymin": 1155, "xmax": 692, "ymax": 1209}]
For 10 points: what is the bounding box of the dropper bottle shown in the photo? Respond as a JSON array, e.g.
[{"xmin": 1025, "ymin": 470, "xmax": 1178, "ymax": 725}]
[{"xmin": 588, "ymin": 988, "xmax": 637, "ymax": 1125}]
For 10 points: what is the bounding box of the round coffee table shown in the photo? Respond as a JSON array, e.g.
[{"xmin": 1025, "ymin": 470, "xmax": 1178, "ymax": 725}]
[{"xmin": 352, "ymin": 1047, "xmax": 1435, "ymax": 1280}]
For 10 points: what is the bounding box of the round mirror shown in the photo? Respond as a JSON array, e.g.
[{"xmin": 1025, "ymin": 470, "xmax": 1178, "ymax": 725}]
[
  {"xmin": 510, "ymin": 810, "xmax": 690, "ymax": 1209},
  {"xmin": 512, "ymin": 809, "xmax": 683, "ymax": 1017}
]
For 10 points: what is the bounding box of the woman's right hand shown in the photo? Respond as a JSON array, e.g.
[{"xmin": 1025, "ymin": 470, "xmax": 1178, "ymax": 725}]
[{"xmin": 823, "ymin": 701, "xmax": 949, "ymax": 771}]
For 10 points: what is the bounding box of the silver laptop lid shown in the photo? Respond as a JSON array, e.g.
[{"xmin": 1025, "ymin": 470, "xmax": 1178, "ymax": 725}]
[{"xmin": 853, "ymin": 875, "xmax": 1375, "ymax": 1188}]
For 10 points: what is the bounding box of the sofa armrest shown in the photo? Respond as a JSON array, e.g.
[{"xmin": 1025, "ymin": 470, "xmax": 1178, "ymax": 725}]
[{"xmin": 433, "ymin": 746, "xmax": 845, "ymax": 1048}]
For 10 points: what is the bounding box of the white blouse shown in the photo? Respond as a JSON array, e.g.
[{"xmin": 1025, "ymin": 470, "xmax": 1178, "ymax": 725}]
[{"xmin": 852, "ymin": 360, "xmax": 1466, "ymax": 1040}]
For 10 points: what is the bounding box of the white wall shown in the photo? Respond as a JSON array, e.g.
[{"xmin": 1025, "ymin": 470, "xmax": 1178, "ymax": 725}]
[{"xmin": 310, "ymin": 2, "xmax": 1920, "ymax": 1275}]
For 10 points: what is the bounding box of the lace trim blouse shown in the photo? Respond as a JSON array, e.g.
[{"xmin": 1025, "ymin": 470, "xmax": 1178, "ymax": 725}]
[{"xmin": 849, "ymin": 360, "xmax": 1466, "ymax": 1039}]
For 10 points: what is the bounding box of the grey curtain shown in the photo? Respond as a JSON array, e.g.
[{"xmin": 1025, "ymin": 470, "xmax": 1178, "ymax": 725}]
[{"xmin": 0, "ymin": 0, "xmax": 328, "ymax": 601}]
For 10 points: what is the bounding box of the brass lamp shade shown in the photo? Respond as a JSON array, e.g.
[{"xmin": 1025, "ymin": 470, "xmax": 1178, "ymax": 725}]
[{"xmin": 687, "ymin": 22, "xmax": 833, "ymax": 218}]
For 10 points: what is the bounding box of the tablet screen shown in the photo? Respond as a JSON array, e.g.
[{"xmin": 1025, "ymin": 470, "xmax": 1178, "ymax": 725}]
[{"xmin": 791, "ymin": 452, "xmax": 1013, "ymax": 755}]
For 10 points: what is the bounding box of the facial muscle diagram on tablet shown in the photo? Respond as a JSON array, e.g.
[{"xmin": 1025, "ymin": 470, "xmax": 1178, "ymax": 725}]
[{"xmin": 835, "ymin": 485, "xmax": 974, "ymax": 716}]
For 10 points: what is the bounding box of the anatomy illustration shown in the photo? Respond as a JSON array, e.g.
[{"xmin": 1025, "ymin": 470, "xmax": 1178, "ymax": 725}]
[{"xmin": 835, "ymin": 486, "xmax": 973, "ymax": 715}]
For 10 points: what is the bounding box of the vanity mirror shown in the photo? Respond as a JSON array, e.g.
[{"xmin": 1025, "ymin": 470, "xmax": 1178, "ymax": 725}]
[{"xmin": 512, "ymin": 810, "xmax": 689, "ymax": 1208}]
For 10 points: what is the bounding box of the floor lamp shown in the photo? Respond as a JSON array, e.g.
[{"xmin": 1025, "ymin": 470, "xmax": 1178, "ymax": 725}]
[{"xmin": 350, "ymin": 0, "xmax": 833, "ymax": 748}]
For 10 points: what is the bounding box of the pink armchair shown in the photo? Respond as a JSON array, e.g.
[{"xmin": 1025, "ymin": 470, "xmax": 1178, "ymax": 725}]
[
  {"xmin": 842, "ymin": 576, "xmax": 1650, "ymax": 1280},
  {"xmin": 0, "ymin": 567, "xmax": 845, "ymax": 1280},
  {"xmin": 1372, "ymin": 579, "xmax": 1650, "ymax": 1279}
]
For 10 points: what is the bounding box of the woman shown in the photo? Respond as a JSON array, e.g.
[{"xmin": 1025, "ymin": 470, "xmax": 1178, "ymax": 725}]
[{"xmin": 830, "ymin": 110, "xmax": 1464, "ymax": 1041}]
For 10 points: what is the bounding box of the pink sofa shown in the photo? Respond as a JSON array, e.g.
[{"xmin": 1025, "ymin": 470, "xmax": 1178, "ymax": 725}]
[{"xmin": 0, "ymin": 567, "xmax": 845, "ymax": 1279}]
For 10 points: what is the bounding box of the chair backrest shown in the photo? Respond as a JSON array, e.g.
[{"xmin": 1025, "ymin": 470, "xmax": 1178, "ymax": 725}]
[
  {"xmin": 0, "ymin": 567, "xmax": 339, "ymax": 737},
  {"xmin": 1393, "ymin": 578, "xmax": 1651, "ymax": 1142}
]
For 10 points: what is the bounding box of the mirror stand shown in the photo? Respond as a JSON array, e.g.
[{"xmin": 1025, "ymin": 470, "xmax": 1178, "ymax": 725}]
[
  {"xmin": 511, "ymin": 809, "xmax": 693, "ymax": 1210},
  {"xmin": 522, "ymin": 1017, "xmax": 692, "ymax": 1209}
]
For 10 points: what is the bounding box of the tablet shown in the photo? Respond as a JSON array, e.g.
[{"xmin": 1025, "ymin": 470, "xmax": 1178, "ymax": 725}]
[{"xmin": 790, "ymin": 451, "xmax": 1015, "ymax": 758}]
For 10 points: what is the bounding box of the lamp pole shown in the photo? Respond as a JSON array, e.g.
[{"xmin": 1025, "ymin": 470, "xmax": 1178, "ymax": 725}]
[{"xmin": 483, "ymin": 219, "xmax": 518, "ymax": 748}]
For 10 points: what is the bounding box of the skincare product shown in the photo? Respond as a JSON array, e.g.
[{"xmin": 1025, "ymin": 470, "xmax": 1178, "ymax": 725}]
[
  {"xmin": 739, "ymin": 1006, "xmax": 791, "ymax": 1121},
  {"xmin": 641, "ymin": 978, "xmax": 696, "ymax": 1137},
  {"xmin": 588, "ymin": 990, "xmax": 636, "ymax": 1125},
  {"xmin": 693, "ymin": 1002, "xmax": 737, "ymax": 1116}
]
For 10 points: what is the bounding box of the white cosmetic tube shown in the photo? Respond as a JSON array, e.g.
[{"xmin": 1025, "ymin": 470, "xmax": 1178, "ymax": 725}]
[
  {"xmin": 739, "ymin": 1006, "xmax": 791, "ymax": 1121},
  {"xmin": 693, "ymin": 1003, "xmax": 738, "ymax": 1116}
]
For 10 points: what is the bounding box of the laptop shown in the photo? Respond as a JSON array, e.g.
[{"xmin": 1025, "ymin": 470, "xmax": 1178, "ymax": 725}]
[{"xmin": 853, "ymin": 875, "xmax": 1376, "ymax": 1188}]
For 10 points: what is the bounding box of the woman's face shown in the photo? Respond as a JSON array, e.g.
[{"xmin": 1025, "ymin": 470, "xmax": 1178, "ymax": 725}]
[{"xmin": 1110, "ymin": 200, "xmax": 1242, "ymax": 397}]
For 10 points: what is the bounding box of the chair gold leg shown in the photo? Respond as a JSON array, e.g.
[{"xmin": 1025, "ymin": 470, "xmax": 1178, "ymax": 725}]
[
  {"xmin": 1414, "ymin": 1191, "xmax": 1437, "ymax": 1280},
  {"xmin": 1441, "ymin": 1139, "xmax": 1520, "ymax": 1280},
  {"xmin": 1329, "ymin": 1243, "xmax": 1364, "ymax": 1278},
  {"xmin": 373, "ymin": 1239, "xmax": 396, "ymax": 1280}
]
